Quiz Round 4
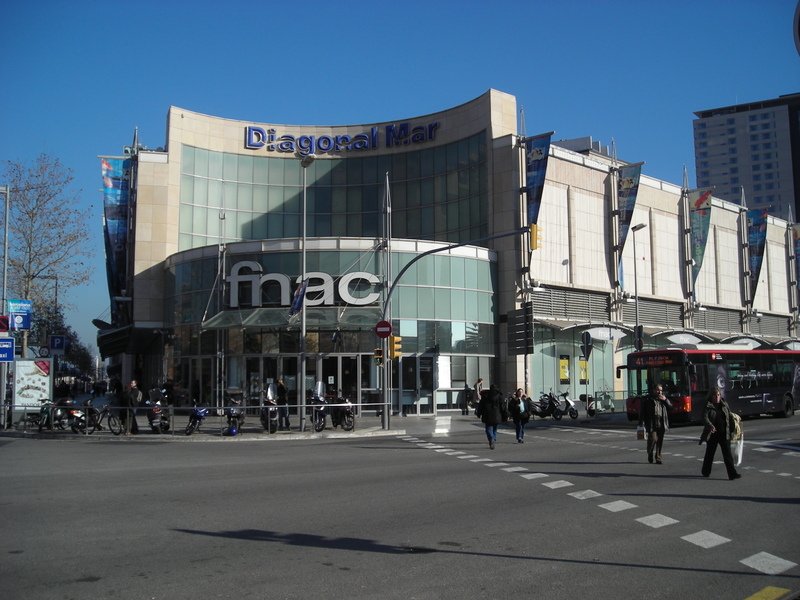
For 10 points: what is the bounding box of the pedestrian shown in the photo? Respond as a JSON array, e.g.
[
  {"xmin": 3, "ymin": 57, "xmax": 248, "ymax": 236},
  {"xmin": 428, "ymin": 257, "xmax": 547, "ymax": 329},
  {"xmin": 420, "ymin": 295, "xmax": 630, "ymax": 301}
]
[
  {"xmin": 123, "ymin": 379, "xmax": 142, "ymax": 435},
  {"xmin": 476, "ymin": 383, "xmax": 507, "ymax": 450},
  {"xmin": 277, "ymin": 378, "xmax": 290, "ymax": 431},
  {"xmin": 473, "ymin": 378, "xmax": 484, "ymax": 405},
  {"xmin": 460, "ymin": 383, "xmax": 472, "ymax": 415},
  {"xmin": 509, "ymin": 387, "xmax": 531, "ymax": 443},
  {"xmin": 700, "ymin": 388, "xmax": 742, "ymax": 480},
  {"xmin": 639, "ymin": 384, "xmax": 672, "ymax": 464}
]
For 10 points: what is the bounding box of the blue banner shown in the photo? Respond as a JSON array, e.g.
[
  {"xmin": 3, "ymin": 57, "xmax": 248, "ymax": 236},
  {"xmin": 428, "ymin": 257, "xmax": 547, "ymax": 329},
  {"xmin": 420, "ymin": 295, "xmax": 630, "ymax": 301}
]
[
  {"xmin": 747, "ymin": 209, "xmax": 768, "ymax": 298},
  {"xmin": 8, "ymin": 299, "xmax": 32, "ymax": 331},
  {"xmin": 617, "ymin": 163, "xmax": 643, "ymax": 254},
  {"xmin": 688, "ymin": 189, "xmax": 713, "ymax": 286},
  {"xmin": 525, "ymin": 132, "xmax": 552, "ymax": 225},
  {"xmin": 101, "ymin": 157, "xmax": 131, "ymax": 298}
]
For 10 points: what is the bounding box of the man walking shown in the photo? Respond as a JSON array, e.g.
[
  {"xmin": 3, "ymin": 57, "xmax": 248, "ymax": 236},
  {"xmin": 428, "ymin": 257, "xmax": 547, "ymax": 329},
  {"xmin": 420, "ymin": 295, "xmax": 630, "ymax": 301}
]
[{"xmin": 639, "ymin": 384, "xmax": 671, "ymax": 464}]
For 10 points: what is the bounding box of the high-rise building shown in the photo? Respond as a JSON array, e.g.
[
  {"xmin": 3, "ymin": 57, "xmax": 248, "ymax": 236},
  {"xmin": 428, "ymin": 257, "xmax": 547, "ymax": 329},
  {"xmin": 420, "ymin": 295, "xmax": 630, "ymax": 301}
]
[{"xmin": 693, "ymin": 93, "xmax": 800, "ymax": 219}]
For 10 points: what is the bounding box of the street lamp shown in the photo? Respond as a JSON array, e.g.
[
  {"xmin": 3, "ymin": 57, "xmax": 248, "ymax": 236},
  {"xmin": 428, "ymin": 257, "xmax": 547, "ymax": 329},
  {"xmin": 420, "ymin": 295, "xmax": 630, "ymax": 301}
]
[
  {"xmin": 0, "ymin": 186, "xmax": 8, "ymax": 428},
  {"xmin": 297, "ymin": 152, "xmax": 316, "ymax": 431},
  {"xmin": 631, "ymin": 223, "xmax": 647, "ymax": 349}
]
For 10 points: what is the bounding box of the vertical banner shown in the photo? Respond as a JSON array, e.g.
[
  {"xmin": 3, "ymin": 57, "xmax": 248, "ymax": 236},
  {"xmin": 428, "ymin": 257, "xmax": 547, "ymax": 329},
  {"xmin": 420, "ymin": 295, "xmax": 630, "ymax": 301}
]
[
  {"xmin": 617, "ymin": 162, "xmax": 644, "ymax": 255},
  {"xmin": 7, "ymin": 299, "xmax": 32, "ymax": 331},
  {"xmin": 525, "ymin": 132, "xmax": 553, "ymax": 225},
  {"xmin": 688, "ymin": 189, "xmax": 714, "ymax": 286},
  {"xmin": 559, "ymin": 354, "xmax": 571, "ymax": 385},
  {"xmin": 746, "ymin": 209, "xmax": 768, "ymax": 298},
  {"xmin": 579, "ymin": 358, "xmax": 589, "ymax": 385},
  {"xmin": 101, "ymin": 157, "xmax": 131, "ymax": 298}
]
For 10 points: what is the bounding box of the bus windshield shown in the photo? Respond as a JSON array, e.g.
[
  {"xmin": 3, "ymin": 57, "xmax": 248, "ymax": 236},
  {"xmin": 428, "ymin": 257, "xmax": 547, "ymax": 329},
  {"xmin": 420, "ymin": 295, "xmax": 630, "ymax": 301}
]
[{"xmin": 626, "ymin": 364, "xmax": 690, "ymax": 397}]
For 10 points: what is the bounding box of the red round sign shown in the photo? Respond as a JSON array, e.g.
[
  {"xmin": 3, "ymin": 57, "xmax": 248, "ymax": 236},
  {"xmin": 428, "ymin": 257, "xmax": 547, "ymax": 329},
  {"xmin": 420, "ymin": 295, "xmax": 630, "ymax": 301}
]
[{"xmin": 374, "ymin": 320, "xmax": 392, "ymax": 338}]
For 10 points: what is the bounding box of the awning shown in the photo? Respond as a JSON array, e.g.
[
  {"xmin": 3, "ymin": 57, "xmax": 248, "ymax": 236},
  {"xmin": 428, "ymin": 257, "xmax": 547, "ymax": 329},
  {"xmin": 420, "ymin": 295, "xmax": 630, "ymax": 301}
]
[{"xmin": 202, "ymin": 306, "xmax": 383, "ymax": 331}]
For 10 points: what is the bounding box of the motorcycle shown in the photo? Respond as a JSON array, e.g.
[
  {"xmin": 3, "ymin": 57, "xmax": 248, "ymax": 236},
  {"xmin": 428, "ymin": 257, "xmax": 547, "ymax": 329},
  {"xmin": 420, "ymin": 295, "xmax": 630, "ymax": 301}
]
[
  {"xmin": 224, "ymin": 388, "xmax": 245, "ymax": 435},
  {"xmin": 311, "ymin": 382, "xmax": 327, "ymax": 433},
  {"xmin": 529, "ymin": 391, "xmax": 561, "ymax": 420},
  {"xmin": 146, "ymin": 388, "xmax": 171, "ymax": 433},
  {"xmin": 260, "ymin": 398, "xmax": 278, "ymax": 434},
  {"xmin": 583, "ymin": 391, "xmax": 615, "ymax": 417},
  {"xmin": 38, "ymin": 397, "xmax": 77, "ymax": 432},
  {"xmin": 184, "ymin": 401, "xmax": 209, "ymax": 435},
  {"xmin": 553, "ymin": 390, "xmax": 579, "ymax": 420},
  {"xmin": 330, "ymin": 396, "xmax": 355, "ymax": 431}
]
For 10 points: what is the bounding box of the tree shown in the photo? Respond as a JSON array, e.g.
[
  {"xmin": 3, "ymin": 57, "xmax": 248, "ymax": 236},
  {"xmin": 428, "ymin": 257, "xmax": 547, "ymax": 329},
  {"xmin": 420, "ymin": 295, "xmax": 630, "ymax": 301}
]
[{"xmin": 3, "ymin": 154, "xmax": 94, "ymax": 357}]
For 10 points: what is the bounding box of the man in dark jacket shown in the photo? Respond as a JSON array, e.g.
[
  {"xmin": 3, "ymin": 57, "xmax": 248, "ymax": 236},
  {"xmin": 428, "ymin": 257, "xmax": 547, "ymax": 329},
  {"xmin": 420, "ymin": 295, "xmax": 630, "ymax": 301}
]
[
  {"xmin": 476, "ymin": 384, "xmax": 507, "ymax": 450},
  {"xmin": 509, "ymin": 388, "xmax": 531, "ymax": 443},
  {"xmin": 701, "ymin": 388, "xmax": 741, "ymax": 480},
  {"xmin": 123, "ymin": 379, "xmax": 142, "ymax": 435},
  {"xmin": 639, "ymin": 384, "xmax": 672, "ymax": 464}
]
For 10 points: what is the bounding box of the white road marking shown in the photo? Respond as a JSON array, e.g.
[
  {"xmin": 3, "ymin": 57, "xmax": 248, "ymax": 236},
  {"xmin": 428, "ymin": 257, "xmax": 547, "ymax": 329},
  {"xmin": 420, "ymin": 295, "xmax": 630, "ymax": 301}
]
[
  {"xmin": 471, "ymin": 458, "xmax": 493, "ymax": 463},
  {"xmin": 484, "ymin": 462, "xmax": 510, "ymax": 467},
  {"xmin": 542, "ymin": 480, "xmax": 574, "ymax": 489},
  {"xmin": 503, "ymin": 466, "xmax": 528, "ymax": 473},
  {"xmin": 752, "ymin": 447, "xmax": 776, "ymax": 453},
  {"xmin": 740, "ymin": 552, "xmax": 797, "ymax": 575},
  {"xmin": 520, "ymin": 472, "xmax": 549, "ymax": 480},
  {"xmin": 598, "ymin": 500, "xmax": 637, "ymax": 512},
  {"xmin": 457, "ymin": 454, "xmax": 479, "ymax": 459},
  {"xmin": 681, "ymin": 530, "xmax": 731, "ymax": 548},
  {"xmin": 636, "ymin": 514, "xmax": 679, "ymax": 528},
  {"xmin": 568, "ymin": 489, "xmax": 602, "ymax": 500}
]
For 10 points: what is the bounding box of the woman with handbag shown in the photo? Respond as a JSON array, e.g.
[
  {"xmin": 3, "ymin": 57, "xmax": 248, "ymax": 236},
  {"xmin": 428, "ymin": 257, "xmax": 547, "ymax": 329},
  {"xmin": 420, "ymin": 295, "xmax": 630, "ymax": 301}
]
[{"xmin": 701, "ymin": 388, "xmax": 742, "ymax": 480}]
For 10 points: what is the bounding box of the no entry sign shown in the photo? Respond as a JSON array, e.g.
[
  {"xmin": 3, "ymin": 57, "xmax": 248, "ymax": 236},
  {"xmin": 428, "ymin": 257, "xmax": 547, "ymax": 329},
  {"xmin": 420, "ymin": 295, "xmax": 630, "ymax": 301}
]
[{"xmin": 374, "ymin": 320, "xmax": 392, "ymax": 338}]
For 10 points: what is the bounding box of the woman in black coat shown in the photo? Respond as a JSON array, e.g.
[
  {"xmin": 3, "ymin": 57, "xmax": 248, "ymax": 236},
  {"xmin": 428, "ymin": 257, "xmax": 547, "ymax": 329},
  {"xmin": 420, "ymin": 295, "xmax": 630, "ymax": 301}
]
[
  {"xmin": 477, "ymin": 384, "xmax": 507, "ymax": 450},
  {"xmin": 509, "ymin": 388, "xmax": 531, "ymax": 443}
]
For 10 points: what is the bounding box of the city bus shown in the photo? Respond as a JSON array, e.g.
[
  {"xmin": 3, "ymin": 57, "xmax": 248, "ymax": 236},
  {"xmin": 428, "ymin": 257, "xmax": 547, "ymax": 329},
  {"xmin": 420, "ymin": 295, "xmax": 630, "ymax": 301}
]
[{"xmin": 619, "ymin": 345, "xmax": 799, "ymax": 424}]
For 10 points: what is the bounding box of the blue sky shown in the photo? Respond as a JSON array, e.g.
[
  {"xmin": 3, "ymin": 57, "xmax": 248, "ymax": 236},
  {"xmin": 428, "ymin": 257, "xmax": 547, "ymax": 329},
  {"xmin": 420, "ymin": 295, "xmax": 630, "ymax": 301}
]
[{"xmin": 1, "ymin": 0, "xmax": 798, "ymax": 355}]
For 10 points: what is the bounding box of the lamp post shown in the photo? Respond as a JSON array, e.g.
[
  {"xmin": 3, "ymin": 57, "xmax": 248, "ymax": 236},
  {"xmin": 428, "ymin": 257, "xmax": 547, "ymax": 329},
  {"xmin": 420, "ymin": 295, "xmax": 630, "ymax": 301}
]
[
  {"xmin": 297, "ymin": 152, "xmax": 316, "ymax": 432},
  {"xmin": 0, "ymin": 186, "xmax": 8, "ymax": 428},
  {"xmin": 631, "ymin": 223, "xmax": 647, "ymax": 349}
]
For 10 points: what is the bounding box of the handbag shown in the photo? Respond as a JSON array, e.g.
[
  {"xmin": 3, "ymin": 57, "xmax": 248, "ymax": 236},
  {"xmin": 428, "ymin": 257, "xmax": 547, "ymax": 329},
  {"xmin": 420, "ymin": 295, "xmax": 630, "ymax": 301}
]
[
  {"xmin": 733, "ymin": 433, "xmax": 744, "ymax": 466},
  {"xmin": 636, "ymin": 424, "xmax": 645, "ymax": 440}
]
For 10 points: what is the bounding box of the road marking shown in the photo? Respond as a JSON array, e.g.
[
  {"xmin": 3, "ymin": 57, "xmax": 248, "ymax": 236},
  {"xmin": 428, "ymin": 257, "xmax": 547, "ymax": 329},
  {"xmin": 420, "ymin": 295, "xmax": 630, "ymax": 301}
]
[
  {"xmin": 484, "ymin": 462, "xmax": 510, "ymax": 467},
  {"xmin": 568, "ymin": 489, "xmax": 602, "ymax": 500},
  {"xmin": 636, "ymin": 514, "xmax": 679, "ymax": 528},
  {"xmin": 681, "ymin": 530, "xmax": 730, "ymax": 548},
  {"xmin": 471, "ymin": 458, "xmax": 493, "ymax": 463},
  {"xmin": 744, "ymin": 586, "xmax": 792, "ymax": 600},
  {"xmin": 444, "ymin": 450, "xmax": 466, "ymax": 455},
  {"xmin": 502, "ymin": 466, "xmax": 528, "ymax": 473},
  {"xmin": 777, "ymin": 472, "xmax": 792, "ymax": 477},
  {"xmin": 457, "ymin": 454, "xmax": 479, "ymax": 459},
  {"xmin": 434, "ymin": 417, "xmax": 451, "ymax": 435},
  {"xmin": 783, "ymin": 451, "xmax": 800, "ymax": 458},
  {"xmin": 740, "ymin": 552, "xmax": 798, "ymax": 575},
  {"xmin": 598, "ymin": 500, "xmax": 637, "ymax": 512},
  {"xmin": 434, "ymin": 448, "xmax": 453, "ymax": 452},
  {"xmin": 520, "ymin": 472, "xmax": 549, "ymax": 480},
  {"xmin": 542, "ymin": 480, "xmax": 573, "ymax": 489},
  {"xmin": 752, "ymin": 447, "xmax": 776, "ymax": 453}
]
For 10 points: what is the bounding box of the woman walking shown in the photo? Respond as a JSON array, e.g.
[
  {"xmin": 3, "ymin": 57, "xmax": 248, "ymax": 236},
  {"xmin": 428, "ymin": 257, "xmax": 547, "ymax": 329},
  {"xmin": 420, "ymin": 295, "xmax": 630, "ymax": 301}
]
[
  {"xmin": 509, "ymin": 388, "xmax": 531, "ymax": 443},
  {"xmin": 476, "ymin": 384, "xmax": 507, "ymax": 450}
]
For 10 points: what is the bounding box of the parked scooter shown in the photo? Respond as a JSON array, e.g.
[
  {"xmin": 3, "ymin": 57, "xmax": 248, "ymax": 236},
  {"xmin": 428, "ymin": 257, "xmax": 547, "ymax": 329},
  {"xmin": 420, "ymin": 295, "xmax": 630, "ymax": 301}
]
[
  {"xmin": 553, "ymin": 390, "xmax": 579, "ymax": 420},
  {"xmin": 330, "ymin": 395, "xmax": 355, "ymax": 431},
  {"xmin": 311, "ymin": 382, "xmax": 327, "ymax": 432},
  {"xmin": 184, "ymin": 401, "xmax": 209, "ymax": 435},
  {"xmin": 260, "ymin": 383, "xmax": 278, "ymax": 434},
  {"xmin": 529, "ymin": 391, "xmax": 561, "ymax": 420},
  {"xmin": 146, "ymin": 388, "xmax": 171, "ymax": 433},
  {"xmin": 224, "ymin": 388, "xmax": 246, "ymax": 435},
  {"xmin": 583, "ymin": 391, "xmax": 615, "ymax": 417}
]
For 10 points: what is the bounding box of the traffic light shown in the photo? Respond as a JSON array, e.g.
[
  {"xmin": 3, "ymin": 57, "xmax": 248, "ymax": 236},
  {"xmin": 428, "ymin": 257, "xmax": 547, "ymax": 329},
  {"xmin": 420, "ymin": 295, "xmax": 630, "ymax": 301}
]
[
  {"xmin": 374, "ymin": 348, "xmax": 383, "ymax": 365},
  {"xmin": 389, "ymin": 335, "xmax": 402, "ymax": 360},
  {"xmin": 529, "ymin": 223, "xmax": 542, "ymax": 250}
]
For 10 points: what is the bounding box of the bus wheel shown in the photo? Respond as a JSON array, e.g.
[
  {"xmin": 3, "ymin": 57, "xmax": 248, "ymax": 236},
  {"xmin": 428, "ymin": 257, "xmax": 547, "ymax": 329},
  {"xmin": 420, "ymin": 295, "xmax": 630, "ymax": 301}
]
[{"xmin": 778, "ymin": 395, "xmax": 794, "ymax": 418}]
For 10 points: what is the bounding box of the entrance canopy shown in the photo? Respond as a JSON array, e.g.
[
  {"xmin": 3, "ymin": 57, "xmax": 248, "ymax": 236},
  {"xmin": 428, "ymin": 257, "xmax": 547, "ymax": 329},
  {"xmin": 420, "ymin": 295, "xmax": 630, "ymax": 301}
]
[{"xmin": 201, "ymin": 306, "xmax": 383, "ymax": 331}]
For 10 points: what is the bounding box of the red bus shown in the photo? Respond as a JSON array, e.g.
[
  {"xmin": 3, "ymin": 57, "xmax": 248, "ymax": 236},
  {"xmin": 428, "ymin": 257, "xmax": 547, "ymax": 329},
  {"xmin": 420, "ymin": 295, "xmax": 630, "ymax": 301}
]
[{"xmin": 620, "ymin": 345, "xmax": 799, "ymax": 424}]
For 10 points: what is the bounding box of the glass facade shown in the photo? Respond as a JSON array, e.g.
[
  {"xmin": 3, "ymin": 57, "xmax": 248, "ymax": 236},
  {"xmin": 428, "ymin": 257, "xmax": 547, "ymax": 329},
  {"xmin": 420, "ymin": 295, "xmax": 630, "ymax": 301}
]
[{"xmin": 179, "ymin": 131, "xmax": 488, "ymax": 250}]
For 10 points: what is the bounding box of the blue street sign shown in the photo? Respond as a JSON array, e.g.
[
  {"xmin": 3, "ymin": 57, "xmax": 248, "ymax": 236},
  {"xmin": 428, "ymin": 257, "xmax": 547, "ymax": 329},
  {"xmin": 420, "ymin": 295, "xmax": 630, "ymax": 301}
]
[
  {"xmin": 0, "ymin": 338, "xmax": 15, "ymax": 362},
  {"xmin": 49, "ymin": 335, "xmax": 67, "ymax": 355}
]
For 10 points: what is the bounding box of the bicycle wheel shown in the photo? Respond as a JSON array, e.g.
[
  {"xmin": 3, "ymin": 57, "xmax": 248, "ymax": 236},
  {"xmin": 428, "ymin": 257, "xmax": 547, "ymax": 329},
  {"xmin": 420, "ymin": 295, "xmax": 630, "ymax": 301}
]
[{"xmin": 108, "ymin": 414, "xmax": 123, "ymax": 435}]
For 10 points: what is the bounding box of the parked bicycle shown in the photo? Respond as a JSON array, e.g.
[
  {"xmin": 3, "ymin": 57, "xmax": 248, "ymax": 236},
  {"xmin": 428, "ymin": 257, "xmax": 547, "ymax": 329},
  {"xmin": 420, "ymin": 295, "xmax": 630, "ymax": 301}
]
[{"xmin": 87, "ymin": 400, "xmax": 123, "ymax": 435}]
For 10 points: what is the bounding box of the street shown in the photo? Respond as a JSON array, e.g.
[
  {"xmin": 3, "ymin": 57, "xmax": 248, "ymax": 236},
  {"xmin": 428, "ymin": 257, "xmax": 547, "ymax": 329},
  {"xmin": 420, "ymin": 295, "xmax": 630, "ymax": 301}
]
[{"xmin": 1, "ymin": 415, "xmax": 799, "ymax": 600}]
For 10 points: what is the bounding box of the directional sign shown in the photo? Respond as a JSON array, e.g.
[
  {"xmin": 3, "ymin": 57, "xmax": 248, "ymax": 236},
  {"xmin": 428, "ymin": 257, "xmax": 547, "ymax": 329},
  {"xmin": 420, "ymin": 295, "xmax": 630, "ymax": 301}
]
[
  {"xmin": 49, "ymin": 335, "xmax": 67, "ymax": 355},
  {"xmin": 374, "ymin": 320, "xmax": 392, "ymax": 338},
  {"xmin": 0, "ymin": 338, "xmax": 15, "ymax": 363}
]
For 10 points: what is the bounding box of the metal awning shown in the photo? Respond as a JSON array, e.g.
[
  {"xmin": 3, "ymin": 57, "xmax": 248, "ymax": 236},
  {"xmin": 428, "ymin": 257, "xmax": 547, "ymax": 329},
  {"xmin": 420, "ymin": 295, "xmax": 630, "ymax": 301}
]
[{"xmin": 202, "ymin": 307, "xmax": 383, "ymax": 331}]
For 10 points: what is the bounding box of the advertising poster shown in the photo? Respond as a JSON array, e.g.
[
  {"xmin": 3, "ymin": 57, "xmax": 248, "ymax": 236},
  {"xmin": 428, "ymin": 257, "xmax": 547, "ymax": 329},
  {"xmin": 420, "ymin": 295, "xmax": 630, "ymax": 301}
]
[
  {"xmin": 579, "ymin": 358, "xmax": 589, "ymax": 385},
  {"xmin": 525, "ymin": 132, "xmax": 552, "ymax": 225},
  {"xmin": 559, "ymin": 354, "xmax": 571, "ymax": 385},
  {"xmin": 688, "ymin": 189, "xmax": 713, "ymax": 286},
  {"xmin": 14, "ymin": 359, "xmax": 52, "ymax": 409}
]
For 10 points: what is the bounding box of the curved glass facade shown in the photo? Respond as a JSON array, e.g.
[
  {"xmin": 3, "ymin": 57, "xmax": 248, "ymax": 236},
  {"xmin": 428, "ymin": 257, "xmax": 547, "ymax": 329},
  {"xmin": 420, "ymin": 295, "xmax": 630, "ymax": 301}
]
[{"xmin": 178, "ymin": 131, "xmax": 488, "ymax": 250}]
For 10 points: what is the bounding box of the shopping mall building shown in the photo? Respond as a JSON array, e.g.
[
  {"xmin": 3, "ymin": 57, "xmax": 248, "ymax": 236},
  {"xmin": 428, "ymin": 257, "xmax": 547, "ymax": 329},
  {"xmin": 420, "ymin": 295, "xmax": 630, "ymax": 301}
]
[{"xmin": 98, "ymin": 89, "xmax": 800, "ymax": 418}]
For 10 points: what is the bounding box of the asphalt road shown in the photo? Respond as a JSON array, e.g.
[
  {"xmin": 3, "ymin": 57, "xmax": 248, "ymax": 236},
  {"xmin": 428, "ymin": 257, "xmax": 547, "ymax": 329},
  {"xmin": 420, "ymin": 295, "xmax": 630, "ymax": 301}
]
[{"xmin": 1, "ymin": 415, "xmax": 799, "ymax": 600}]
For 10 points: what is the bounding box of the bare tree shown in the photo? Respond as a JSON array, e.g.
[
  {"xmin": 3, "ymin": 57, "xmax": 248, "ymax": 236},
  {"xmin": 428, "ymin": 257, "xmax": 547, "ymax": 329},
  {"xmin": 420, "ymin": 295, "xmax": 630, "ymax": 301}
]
[{"xmin": 3, "ymin": 154, "xmax": 94, "ymax": 356}]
